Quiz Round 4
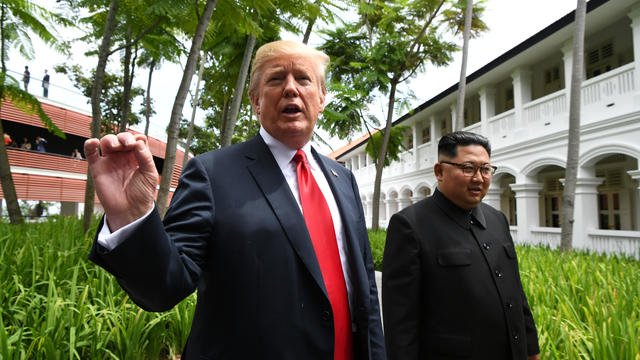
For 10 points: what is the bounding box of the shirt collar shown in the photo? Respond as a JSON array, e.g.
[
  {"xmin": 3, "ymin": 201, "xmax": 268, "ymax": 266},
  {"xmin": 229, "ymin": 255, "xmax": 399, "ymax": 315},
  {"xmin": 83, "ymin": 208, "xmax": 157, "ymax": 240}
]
[
  {"xmin": 259, "ymin": 126, "xmax": 317, "ymax": 171},
  {"xmin": 433, "ymin": 188, "xmax": 487, "ymax": 229}
]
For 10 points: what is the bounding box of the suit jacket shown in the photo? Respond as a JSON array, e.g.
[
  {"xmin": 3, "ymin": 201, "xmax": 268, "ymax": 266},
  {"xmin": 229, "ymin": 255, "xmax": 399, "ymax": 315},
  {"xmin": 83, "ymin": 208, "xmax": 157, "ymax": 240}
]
[
  {"xmin": 89, "ymin": 135, "xmax": 385, "ymax": 360},
  {"xmin": 382, "ymin": 189, "xmax": 539, "ymax": 360}
]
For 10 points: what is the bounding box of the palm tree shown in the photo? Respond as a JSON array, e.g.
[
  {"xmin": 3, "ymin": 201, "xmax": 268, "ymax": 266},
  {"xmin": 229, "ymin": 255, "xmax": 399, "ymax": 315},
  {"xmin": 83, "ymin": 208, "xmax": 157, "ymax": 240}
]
[
  {"xmin": 455, "ymin": 0, "xmax": 473, "ymax": 130},
  {"xmin": 560, "ymin": 0, "xmax": 587, "ymax": 252},
  {"xmin": 0, "ymin": 0, "xmax": 68, "ymax": 224},
  {"xmin": 156, "ymin": 0, "xmax": 218, "ymax": 217},
  {"xmin": 83, "ymin": 0, "xmax": 119, "ymax": 232}
]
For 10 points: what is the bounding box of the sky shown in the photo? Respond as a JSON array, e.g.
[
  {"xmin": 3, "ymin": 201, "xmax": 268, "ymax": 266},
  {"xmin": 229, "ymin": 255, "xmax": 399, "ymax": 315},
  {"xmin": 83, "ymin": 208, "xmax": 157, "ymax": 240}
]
[{"xmin": 7, "ymin": 0, "xmax": 579, "ymax": 153}]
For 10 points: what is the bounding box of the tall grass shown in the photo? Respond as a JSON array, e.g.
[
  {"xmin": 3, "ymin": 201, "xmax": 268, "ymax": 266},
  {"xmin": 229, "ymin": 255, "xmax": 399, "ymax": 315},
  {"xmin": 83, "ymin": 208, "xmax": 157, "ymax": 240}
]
[
  {"xmin": 1, "ymin": 220, "xmax": 638, "ymax": 358},
  {"xmin": 0, "ymin": 217, "xmax": 194, "ymax": 359},
  {"xmin": 369, "ymin": 229, "xmax": 640, "ymax": 359}
]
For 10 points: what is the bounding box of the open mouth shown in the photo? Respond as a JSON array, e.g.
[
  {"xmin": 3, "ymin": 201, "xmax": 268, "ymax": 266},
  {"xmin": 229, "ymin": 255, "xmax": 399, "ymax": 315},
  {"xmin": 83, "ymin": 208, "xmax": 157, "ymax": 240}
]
[{"xmin": 282, "ymin": 105, "xmax": 301, "ymax": 114}]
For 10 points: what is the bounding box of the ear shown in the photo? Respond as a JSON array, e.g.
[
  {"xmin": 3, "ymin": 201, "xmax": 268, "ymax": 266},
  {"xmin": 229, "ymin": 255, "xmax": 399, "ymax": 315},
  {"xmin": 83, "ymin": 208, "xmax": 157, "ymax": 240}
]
[
  {"xmin": 318, "ymin": 87, "xmax": 326, "ymax": 113},
  {"xmin": 434, "ymin": 162, "xmax": 444, "ymax": 181},
  {"xmin": 250, "ymin": 93, "xmax": 261, "ymax": 115}
]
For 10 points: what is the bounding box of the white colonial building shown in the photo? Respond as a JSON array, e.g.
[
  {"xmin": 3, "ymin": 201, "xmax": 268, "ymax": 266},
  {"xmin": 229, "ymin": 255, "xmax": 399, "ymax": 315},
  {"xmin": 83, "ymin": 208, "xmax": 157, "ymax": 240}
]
[{"xmin": 331, "ymin": 0, "xmax": 640, "ymax": 259}]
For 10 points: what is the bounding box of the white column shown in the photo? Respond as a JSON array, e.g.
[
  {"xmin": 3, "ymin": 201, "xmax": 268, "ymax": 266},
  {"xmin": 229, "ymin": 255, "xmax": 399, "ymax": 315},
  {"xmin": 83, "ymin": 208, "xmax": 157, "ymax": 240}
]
[
  {"xmin": 483, "ymin": 185, "xmax": 502, "ymax": 210},
  {"xmin": 628, "ymin": 6, "xmax": 640, "ymax": 95},
  {"xmin": 510, "ymin": 183, "xmax": 543, "ymax": 244},
  {"xmin": 385, "ymin": 199, "xmax": 395, "ymax": 219},
  {"xmin": 430, "ymin": 115, "xmax": 438, "ymax": 158},
  {"xmin": 628, "ymin": 170, "xmax": 640, "ymax": 230},
  {"xmin": 561, "ymin": 41, "xmax": 574, "ymax": 93},
  {"xmin": 571, "ymin": 177, "xmax": 605, "ymax": 251},
  {"xmin": 511, "ymin": 68, "xmax": 532, "ymax": 127},
  {"xmin": 450, "ymin": 103, "xmax": 457, "ymax": 132},
  {"xmin": 479, "ymin": 86, "xmax": 496, "ymax": 137},
  {"xmin": 398, "ymin": 198, "xmax": 411, "ymax": 211}
]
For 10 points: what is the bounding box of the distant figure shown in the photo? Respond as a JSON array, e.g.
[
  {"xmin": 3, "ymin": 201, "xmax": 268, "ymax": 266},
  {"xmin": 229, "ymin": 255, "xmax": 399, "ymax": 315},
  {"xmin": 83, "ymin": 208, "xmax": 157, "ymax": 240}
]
[
  {"xmin": 32, "ymin": 201, "xmax": 44, "ymax": 218},
  {"xmin": 71, "ymin": 148, "xmax": 83, "ymax": 160},
  {"xmin": 42, "ymin": 70, "xmax": 50, "ymax": 97},
  {"xmin": 23, "ymin": 66, "xmax": 30, "ymax": 92},
  {"xmin": 35, "ymin": 136, "xmax": 47, "ymax": 152},
  {"xmin": 4, "ymin": 133, "xmax": 12, "ymax": 146},
  {"xmin": 20, "ymin": 137, "xmax": 31, "ymax": 150}
]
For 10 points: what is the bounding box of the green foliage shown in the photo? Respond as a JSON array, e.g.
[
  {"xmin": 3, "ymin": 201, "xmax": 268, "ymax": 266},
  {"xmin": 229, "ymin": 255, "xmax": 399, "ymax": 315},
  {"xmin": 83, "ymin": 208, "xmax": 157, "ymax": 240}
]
[
  {"xmin": 368, "ymin": 229, "xmax": 640, "ymax": 358},
  {"xmin": 55, "ymin": 63, "xmax": 145, "ymax": 134},
  {"xmin": 0, "ymin": 217, "xmax": 195, "ymax": 359},
  {"xmin": 365, "ymin": 125, "xmax": 408, "ymax": 166}
]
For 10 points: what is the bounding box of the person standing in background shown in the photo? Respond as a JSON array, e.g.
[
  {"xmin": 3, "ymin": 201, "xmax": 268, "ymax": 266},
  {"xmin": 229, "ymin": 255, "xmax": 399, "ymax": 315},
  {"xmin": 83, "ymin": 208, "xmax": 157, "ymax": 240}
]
[
  {"xmin": 42, "ymin": 70, "xmax": 50, "ymax": 97},
  {"xmin": 383, "ymin": 131, "xmax": 540, "ymax": 360},
  {"xmin": 35, "ymin": 136, "xmax": 47, "ymax": 152},
  {"xmin": 23, "ymin": 66, "xmax": 30, "ymax": 92}
]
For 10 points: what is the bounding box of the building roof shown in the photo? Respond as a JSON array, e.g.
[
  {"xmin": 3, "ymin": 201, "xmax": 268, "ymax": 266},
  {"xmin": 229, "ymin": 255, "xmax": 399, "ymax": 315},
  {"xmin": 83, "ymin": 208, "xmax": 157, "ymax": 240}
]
[{"xmin": 331, "ymin": 0, "xmax": 609, "ymax": 160}]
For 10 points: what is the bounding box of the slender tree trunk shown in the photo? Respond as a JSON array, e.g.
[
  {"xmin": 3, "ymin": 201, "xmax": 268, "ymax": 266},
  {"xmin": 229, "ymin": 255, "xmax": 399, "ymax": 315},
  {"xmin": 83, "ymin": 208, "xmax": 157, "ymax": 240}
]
[
  {"xmin": 560, "ymin": 0, "xmax": 586, "ymax": 252},
  {"xmin": 144, "ymin": 59, "xmax": 156, "ymax": 136},
  {"xmin": 83, "ymin": 0, "xmax": 119, "ymax": 232},
  {"xmin": 0, "ymin": 3, "xmax": 23, "ymax": 224},
  {"xmin": 156, "ymin": 0, "xmax": 218, "ymax": 217},
  {"xmin": 183, "ymin": 52, "xmax": 206, "ymax": 166},
  {"xmin": 220, "ymin": 33, "xmax": 256, "ymax": 148},
  {"xmin": 455, "ymin": 0, "xmax": 473, "ymax": 130},
  {"xmin": 119, "ymin": 25, "xmax": 133, "ymax": 132},
  {"xmin": 371, "ymin": 80, "xmax": 397, "ymax": 230}
]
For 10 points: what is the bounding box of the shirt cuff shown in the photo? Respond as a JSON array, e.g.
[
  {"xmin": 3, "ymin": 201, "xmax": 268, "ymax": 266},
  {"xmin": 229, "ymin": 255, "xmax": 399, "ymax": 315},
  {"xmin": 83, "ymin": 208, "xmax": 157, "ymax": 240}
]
[{"xmin": 96, "ymin": 206, "xmax": 155, "ymax": 251}]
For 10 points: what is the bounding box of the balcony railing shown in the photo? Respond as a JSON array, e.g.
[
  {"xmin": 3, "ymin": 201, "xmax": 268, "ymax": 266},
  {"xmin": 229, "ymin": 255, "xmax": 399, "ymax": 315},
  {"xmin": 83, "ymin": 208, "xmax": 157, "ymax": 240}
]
[
  {"xmin": 582, "ymin": 62, "xmax": 635, "ymax": 107},
  {"xmin": 523, "ymin": 91, "xmax": 567, "ymax": 126},
  {"xmin": 7, "ymin": 147, "xmax": 87, "ymax": 175},
  {"xmin": 487, "ymin": 109, "xmax": 516, "ymax": 139},
  {"xmin": 530, "ymin": 226, "xmax": 561, "ymax": 249},
  {"xmin": 587, "ymin": 229, "xmax": 640, "ymax": 260}
]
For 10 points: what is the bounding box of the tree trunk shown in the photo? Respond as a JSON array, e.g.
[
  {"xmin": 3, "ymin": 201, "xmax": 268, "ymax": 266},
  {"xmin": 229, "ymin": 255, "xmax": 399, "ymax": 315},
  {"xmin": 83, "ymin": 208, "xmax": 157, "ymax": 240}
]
[
  {"xmin": 119, "ymin": 24, "xmax": 133, "ymax": 132},
  {"xmin": 560, "ymin": 0, "xmax": 586, "ymax": 252},
  {"xmin": 0, "ymin": 121, "xmax": 23, "ymax": 224},
  {"xmin": 0, "ymin": 3, "xmax": 23, "ymax": 224},
  {"xmin": 144, "ymin": 59, "xmax": 156, "ymax": 136},
  {"xmin": 371, "ymin": 80, "xmax": 397, "ymax": 230},
  {"xmin": 183, "ymin": 52, "xmax": 206, "ymax": 166},
  {"xmin": 220, "ymin": 33, "xmax": 256, "ymax": 148},
  {"xmin": 83, "ymin": 0, "xmax": 119, "ymax": 232},
  {"xmin": 156, "ymin": 0, "xmax": 218, "ymax": 217},
  {"xmin": 455, "ymin": 0, "xmax": 473, "ymax": 131}
]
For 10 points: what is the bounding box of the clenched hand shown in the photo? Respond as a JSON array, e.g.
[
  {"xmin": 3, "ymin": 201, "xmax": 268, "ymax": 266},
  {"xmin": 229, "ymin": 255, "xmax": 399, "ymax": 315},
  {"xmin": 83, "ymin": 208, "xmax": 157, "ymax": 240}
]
[{"xmin": 84, "ymin": 132, "xmax": 158, "ymax": 232}]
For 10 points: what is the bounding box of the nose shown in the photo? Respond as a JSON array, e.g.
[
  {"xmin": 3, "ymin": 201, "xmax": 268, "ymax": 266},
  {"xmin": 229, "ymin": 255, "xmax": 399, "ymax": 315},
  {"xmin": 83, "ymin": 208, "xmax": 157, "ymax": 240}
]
[
  {"xmin": 282, "ymin": 74, "xmax": 298, "ymax": 97},
  {"xmin": 471, "ymin": 168, "xmax": 484, "ymax": 183}
]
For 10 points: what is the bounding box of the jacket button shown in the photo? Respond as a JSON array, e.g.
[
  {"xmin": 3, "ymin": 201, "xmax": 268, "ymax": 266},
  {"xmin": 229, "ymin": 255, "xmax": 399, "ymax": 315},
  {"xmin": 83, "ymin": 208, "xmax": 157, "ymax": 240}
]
[
  {"xmin": 513, "ymin": 334, "xmax": 519, "ymax": 342},
  {"xmin": 506, "ymin": 302, "xmax": 513, "ymax": 309},
  {"xmin": 322, "ymin": 310, "xmax": 331, "ymax": 321},
  {"xmin": 482, "ymin": 243, "xmax": 490, "ymax": 250},
  {"xmin": 495, "ymin": 270, "xmax": 502, "ymax": 277}
]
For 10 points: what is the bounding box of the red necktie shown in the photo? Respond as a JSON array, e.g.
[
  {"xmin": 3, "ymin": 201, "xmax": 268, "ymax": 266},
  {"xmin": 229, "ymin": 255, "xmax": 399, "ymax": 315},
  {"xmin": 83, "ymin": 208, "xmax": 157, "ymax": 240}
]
[{"xmin": 294, "ymin": 149, "xmax": 352, "ymax": 360}]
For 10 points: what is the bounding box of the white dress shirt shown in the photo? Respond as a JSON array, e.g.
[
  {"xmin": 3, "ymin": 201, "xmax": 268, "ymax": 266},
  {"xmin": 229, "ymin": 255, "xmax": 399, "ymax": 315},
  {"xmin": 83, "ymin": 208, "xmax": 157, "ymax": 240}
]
[{"xmin": 97, "ymin": 127, "xmax": 353, "ymax": 302}]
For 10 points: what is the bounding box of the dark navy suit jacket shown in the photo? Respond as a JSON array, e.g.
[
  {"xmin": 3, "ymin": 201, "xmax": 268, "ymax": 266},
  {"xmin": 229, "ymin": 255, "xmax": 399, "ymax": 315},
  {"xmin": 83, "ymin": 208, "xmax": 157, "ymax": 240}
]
[{"xmin": 89, "ymin": 135, "xmax": 385, "ymax": 360}]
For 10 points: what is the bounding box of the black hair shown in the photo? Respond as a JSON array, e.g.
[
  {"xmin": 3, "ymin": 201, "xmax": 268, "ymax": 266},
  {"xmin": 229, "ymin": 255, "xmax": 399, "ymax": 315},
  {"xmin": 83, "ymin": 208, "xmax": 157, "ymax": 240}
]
[{"xmin": 438, "ymin": 131, "xmax": 491, "ymax": 158}]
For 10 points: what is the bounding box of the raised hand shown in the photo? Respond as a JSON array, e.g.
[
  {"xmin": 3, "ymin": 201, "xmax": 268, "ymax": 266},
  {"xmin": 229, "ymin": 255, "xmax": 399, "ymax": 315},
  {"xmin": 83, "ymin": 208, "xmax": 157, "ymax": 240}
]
[{"xmin": 84, "ymin": 132, "xmax": 159, "ymax": 232}]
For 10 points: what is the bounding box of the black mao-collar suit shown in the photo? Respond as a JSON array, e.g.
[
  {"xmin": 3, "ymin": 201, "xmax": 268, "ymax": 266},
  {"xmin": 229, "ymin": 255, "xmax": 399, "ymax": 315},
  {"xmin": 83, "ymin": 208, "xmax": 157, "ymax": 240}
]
[
  {"xmin": 382, "ymin": 188, "xmax": 539, "ymax": 359},
  {"xmin": 89, "ymin": 135, "xmax": 385, "ymax": 359}
]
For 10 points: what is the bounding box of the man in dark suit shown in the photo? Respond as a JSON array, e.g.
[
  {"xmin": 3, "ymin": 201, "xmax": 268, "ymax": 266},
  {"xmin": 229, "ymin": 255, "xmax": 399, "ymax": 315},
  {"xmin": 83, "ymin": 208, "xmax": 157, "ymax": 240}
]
[
  {"xmin": 382, "ymin": 131, "xmax": 539, "ymax": 360},
  {"xmin": 85, "ymin": 40, "xmax": 385, "ymax": 360}
]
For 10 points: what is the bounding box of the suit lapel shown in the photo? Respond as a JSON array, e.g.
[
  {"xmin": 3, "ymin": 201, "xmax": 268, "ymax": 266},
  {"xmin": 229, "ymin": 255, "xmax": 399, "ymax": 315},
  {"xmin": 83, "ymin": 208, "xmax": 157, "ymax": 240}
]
[{"xmin": 245, "ymin": 136, "xmax": 327, "ymax": 297}]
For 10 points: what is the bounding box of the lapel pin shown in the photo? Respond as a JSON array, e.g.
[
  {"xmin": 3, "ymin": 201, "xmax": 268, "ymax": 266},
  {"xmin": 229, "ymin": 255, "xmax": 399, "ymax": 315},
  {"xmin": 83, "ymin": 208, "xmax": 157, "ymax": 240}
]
[{"xmin": 331, "ymin": 169, "xmax": 339, "ymax": 177}]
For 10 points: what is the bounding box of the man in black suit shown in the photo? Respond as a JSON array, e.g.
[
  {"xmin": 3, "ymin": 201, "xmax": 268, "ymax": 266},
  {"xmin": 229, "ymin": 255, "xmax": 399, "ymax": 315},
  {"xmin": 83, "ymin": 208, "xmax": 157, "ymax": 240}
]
[
  {"xmin": 382, "ymin": 131, "xmax": 539, "ymax": 360},
  {"xmin": 85, "ymin": 40, "xmax": 385, "ymax": 360}
]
